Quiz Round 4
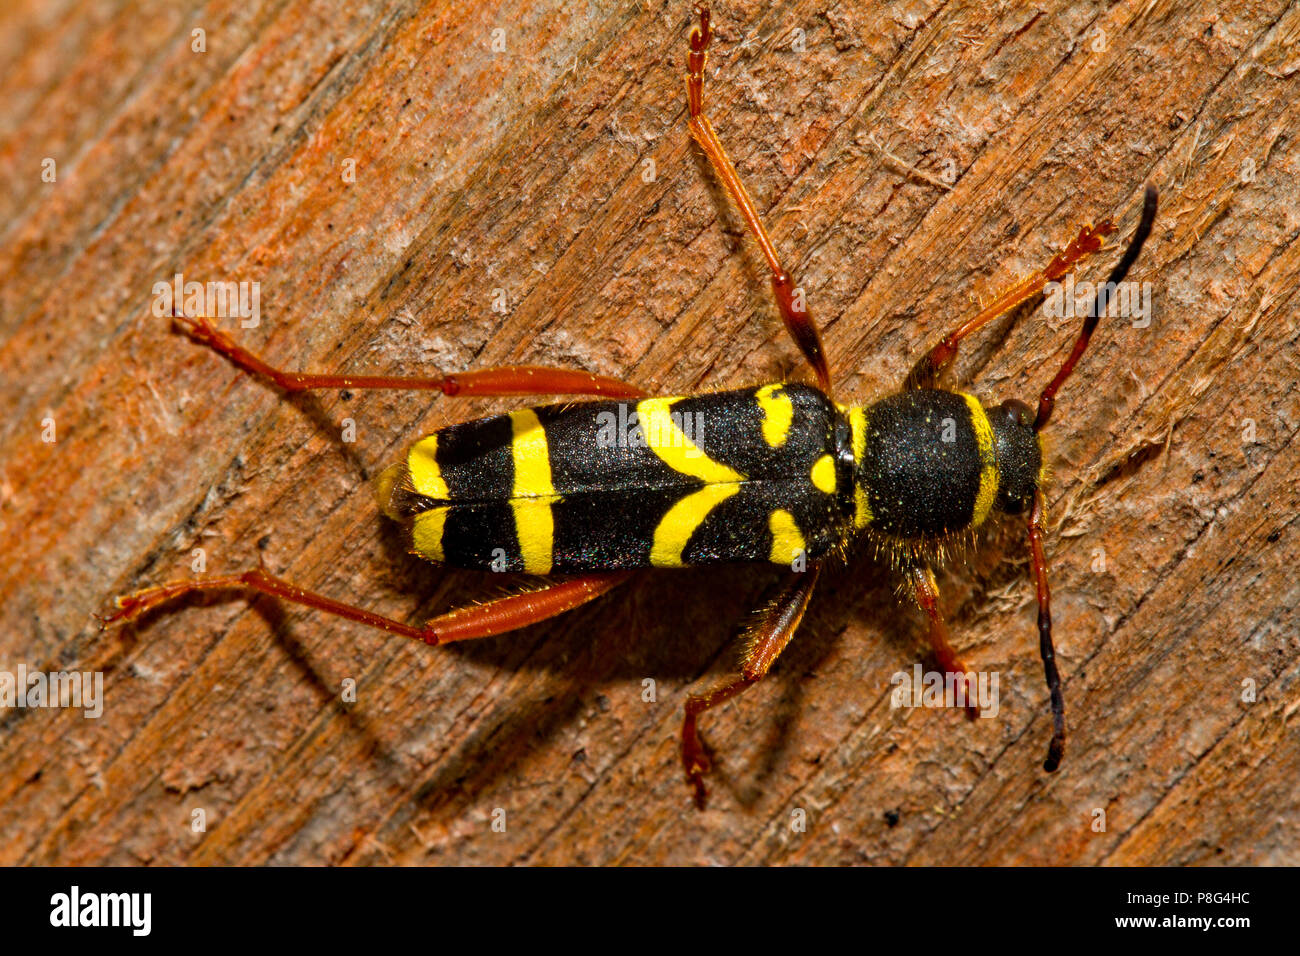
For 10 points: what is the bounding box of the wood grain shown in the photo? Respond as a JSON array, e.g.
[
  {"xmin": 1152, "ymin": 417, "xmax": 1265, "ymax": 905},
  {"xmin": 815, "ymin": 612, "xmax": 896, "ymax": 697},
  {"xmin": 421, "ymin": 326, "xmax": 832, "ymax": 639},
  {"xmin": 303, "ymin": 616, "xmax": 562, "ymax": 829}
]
[{"xmin": 1, "ymin": 0, "xmax": 1297, "ymax": 865}]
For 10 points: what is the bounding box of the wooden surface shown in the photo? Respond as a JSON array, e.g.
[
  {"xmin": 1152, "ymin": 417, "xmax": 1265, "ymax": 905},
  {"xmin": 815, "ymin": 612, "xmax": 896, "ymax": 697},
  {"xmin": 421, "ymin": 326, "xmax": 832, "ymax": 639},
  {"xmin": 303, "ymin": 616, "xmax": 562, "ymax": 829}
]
[{"xmin": 1, "ymin": 0, "xmax": 1298, "ymax": 866}]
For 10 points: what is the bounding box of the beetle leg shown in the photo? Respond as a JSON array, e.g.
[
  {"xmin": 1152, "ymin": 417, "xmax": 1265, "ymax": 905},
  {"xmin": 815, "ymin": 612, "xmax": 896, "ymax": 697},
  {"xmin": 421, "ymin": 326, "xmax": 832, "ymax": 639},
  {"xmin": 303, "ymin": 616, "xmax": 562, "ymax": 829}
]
[
  {"xmin": 905, "ymin": 220, "xmax": 1117, "ymax": 390},
  {"xmin": 103, "ymin": 568, "xmax": 633, "ymax": 644},
  {"xmin": 681, "ymin": 564, "xmax": 821, "ymax": 810},
  {"xmin": 685, "ymin": 5, "xmax": 830, "ymax": 391},
  {"xmin": 908, "ymin": 564, "xmax": 981, "ymax": 720},
  {"xmin": 171, "ymin": 312, "xmax": 646, "ymax": 399}
]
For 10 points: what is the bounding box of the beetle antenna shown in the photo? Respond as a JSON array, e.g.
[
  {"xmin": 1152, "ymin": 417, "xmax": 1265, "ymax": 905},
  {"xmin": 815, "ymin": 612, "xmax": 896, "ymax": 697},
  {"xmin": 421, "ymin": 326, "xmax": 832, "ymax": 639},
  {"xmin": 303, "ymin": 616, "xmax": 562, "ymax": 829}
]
[{"xmin": 1034, "ymin": 184, "xmax": 1158, "ymax": 431}]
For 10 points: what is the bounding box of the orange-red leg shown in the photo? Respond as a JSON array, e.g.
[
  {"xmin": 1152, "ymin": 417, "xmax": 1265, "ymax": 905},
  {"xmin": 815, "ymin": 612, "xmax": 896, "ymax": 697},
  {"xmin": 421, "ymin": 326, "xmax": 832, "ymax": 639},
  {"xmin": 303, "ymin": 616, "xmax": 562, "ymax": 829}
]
[
  {"xmin": 906, "ymin": 220, "xmax": 1117, "ymax": 390},
  {"xmin": 173, "ymin": 312, "xmax": 646, "ymax": 399},
  {"xmin": 681, "ymin": 564, "xmax": 821, "ymax": 809},
  {"xmin": 1026, "ymin": 492, "xmax": 1066, "ymax": 771},
  {"xmin": 103, "ymin": 567, "xmax": 633, "ymax": 645},
  {"xmin": 685, "ymin": 6, "xmax": 830, "ymax": 391},
  {"xmin": 909, "ymin": 565, "xmax": 980, "ymax": 720}
]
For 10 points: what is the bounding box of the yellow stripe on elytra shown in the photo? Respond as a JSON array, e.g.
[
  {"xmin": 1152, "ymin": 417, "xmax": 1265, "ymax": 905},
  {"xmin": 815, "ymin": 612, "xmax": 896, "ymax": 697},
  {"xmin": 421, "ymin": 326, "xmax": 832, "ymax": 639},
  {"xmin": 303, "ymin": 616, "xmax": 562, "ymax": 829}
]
[
  {"xmin": 407, "ymin": 433, "xmax": 451, "ymax": 500},
  {"xmin": 635, "ymin": 397, "xmax": 743, "ymax": 482},
  {"xmin": 755, "ymin": 384, "xmax": 794, "ymax": 448},
  {"xmin": 412, "ymin": 508, "xmax": 449, "ymax": 562},
  {"xmin": 407, "ymin": 433, "xmax": 452, "ymax": 561},
  {"xmin": 810, "ymin": 454, "xmax": 836, "ymax": 494},
  {"xmin": 846, "ymin": 405, "xmax": 871, "ymax": 527},
  {"xmin": 768, "ymin": 509, "xmax": 806, "ymax": 565},
  {"xmin": 650, "ymin": 485, "xmax": 740, "ymax": 566},
  {"xmin": 509, "ymin": 408, "xmax": 557, "ymax": 574},
  {"xmin": 959, "ymin": 392, "xmax": 999, "ymax": 528},
  {"xmin": 637, "ymin": 397, "xmax": 745, "ymax": 567}
]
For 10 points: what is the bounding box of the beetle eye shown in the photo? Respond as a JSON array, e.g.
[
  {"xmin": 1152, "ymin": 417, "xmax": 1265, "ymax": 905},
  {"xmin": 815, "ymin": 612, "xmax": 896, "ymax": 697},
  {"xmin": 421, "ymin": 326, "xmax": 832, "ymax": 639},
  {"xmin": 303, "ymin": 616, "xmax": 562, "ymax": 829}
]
[{"xmin": 999, "ymin": 398, "xmax": 1034, "ymax": 428}]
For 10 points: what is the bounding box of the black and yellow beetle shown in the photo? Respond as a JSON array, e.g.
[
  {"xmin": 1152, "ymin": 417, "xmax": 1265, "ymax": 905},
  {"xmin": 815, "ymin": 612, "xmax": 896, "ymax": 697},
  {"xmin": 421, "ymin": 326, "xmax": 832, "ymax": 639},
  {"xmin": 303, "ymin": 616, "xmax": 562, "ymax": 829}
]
[{"xmin": 107, "ymin": 6, "xmax": 1158, "ymax": 808}]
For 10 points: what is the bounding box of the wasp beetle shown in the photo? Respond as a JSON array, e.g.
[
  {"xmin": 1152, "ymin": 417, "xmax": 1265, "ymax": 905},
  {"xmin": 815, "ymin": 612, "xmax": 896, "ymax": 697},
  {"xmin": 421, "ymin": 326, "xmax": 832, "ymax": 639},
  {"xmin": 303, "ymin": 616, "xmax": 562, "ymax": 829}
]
[{"xmin": 108, "ymin": 6, "xmax": 1158, "ymax": 809}]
